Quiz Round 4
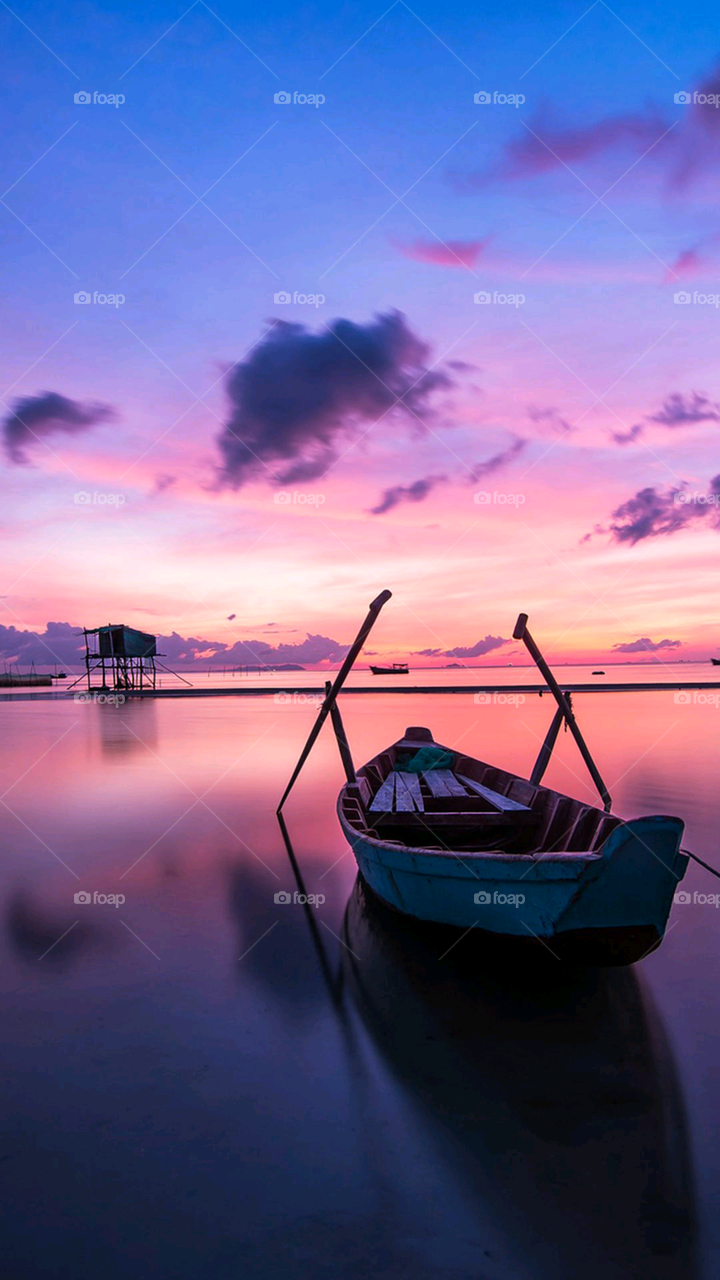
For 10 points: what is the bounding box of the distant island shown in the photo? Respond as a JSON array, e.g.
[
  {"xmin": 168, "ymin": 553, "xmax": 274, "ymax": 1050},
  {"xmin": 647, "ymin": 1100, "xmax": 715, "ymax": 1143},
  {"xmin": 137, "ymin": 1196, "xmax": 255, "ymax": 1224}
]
[{"xmin": 444, "ymin": 662, "xmax": 463, "ymax": 668}]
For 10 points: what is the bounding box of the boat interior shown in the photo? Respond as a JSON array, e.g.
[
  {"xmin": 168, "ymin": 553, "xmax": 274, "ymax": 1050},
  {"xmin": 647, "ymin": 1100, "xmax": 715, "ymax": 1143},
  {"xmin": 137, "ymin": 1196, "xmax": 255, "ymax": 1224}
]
[{"xmin": 340, "ymin": 726, "xmax": 623, "ymax": 855}]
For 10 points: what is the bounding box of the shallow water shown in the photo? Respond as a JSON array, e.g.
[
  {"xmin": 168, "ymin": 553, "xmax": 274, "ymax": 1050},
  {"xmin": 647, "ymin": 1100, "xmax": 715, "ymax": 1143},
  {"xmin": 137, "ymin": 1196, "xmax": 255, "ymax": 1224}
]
[{"xmin": 1, "ymin": 690, "xmax": 718, "ymax": 1277}]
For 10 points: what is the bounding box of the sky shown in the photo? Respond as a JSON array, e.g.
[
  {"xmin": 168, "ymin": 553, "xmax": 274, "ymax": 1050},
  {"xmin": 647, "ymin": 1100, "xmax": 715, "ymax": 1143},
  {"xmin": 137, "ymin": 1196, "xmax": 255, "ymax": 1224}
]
[{"xmin": 2, "ymin": 0, "xmax": 720, "ymax": 667}]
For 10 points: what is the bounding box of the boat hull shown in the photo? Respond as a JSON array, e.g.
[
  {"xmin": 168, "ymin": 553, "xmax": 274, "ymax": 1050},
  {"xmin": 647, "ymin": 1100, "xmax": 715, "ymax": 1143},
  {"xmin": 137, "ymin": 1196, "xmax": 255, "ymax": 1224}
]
[{"xmin": 338, "ymin": 805, "xmax": 688, "ymax": 965}]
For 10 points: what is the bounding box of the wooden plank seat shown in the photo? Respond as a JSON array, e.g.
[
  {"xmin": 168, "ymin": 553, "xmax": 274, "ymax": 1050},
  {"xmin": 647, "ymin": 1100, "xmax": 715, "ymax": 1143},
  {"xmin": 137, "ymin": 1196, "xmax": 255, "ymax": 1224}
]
[
  {"xmin": 369, "ymin": 774, "xmax": 396, "ymax": 811},
  {"xmin": 368, "ymin": 768, "xmax": 539, "ymax": 829},
  {"xmin": 457, "ymin": 774, "xmax": 532, "ymax": 812}
]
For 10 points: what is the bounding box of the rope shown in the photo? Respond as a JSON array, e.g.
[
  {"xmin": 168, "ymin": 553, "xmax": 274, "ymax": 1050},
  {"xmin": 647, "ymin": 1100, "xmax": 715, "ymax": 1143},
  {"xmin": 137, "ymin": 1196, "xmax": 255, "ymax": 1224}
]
[{"xmin": 682, "ymin": 849, "xmax": 720, "ymax": 880}]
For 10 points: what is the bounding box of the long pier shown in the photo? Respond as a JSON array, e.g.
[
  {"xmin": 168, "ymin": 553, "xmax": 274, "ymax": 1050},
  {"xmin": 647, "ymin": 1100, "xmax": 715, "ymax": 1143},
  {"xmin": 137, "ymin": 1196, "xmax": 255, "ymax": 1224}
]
[{"xmin": 3, "ymin": 680, "xmax": 720, "ymax": 702}]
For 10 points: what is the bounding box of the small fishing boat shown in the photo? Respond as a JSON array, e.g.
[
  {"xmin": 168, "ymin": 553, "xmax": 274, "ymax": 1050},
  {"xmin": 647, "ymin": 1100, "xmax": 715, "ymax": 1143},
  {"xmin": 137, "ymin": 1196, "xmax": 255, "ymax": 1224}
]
[
  {"xmin": 337, "ymin": 727, "xmax": 687, "ymax": 965},
  {"xmin": 711, "ymin": 658, "xmax": 720, "ymax": 666},
  {"xmin": 278, "ymin": 593, "xmax": 690, "ymax": 965},
  {"xmin": 369, "ymin": 662, "xmax": 408, "ymax": 675},
  {"xmin": 592, "ymin": 669, "xmax": 605, "ymax": 675}
]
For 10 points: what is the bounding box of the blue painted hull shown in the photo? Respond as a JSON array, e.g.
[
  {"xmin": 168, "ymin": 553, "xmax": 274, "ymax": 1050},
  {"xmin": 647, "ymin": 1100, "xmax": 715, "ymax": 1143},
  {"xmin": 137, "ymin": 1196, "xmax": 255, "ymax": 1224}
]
[{"xmin": 338, "ymin": 805, "xmax": 688, "ymax": 962}]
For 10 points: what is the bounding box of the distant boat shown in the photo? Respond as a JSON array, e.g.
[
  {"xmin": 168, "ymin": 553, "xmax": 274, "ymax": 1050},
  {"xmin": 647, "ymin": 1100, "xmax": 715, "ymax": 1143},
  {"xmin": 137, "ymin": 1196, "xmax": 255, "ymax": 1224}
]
[
  {"xmin": 369, "ymin": 663, "xmax": 409, "ymax": 675},
  {"xmin": 337, "ymin": 725, "xmax": 687, "ymax": 966},
  {"xmin": 711, "ymin": 658, "xmax": 720, "ymax": 666},
  {"xmin": 592, "ymin": 670, "xmax": 605, "ymax": 675}
]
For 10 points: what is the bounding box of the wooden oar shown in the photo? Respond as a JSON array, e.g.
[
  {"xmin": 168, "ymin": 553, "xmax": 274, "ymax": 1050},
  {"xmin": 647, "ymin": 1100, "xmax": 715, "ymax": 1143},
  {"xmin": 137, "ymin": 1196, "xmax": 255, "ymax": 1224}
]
[
  {"xmin": 513, "ymin": 612, "xmax": 612, "ymax": 812},
  {"xmin": 277, "ymin": 589, "xmax": 392, "ymax": 812}
]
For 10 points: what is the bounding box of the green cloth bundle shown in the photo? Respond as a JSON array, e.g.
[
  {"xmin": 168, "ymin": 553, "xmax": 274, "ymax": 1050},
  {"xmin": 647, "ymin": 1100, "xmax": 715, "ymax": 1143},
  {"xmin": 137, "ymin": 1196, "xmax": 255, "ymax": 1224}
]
[{"xmin": 402, "ymin": 746, "xmax": 455, "ymax": 774}]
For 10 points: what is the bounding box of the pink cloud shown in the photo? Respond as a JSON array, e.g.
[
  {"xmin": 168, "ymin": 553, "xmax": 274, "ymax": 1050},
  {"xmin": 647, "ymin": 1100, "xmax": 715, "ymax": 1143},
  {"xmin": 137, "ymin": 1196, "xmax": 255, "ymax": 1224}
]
[{"xmin": 391, "ymin": 237, "xmax": 489, "ymax": 269}]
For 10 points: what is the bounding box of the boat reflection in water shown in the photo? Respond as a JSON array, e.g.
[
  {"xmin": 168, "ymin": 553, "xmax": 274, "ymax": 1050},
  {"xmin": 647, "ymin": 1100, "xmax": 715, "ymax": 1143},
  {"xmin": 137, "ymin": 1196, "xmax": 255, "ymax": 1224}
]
[{"xmin": 341, "ymin": 874, "xmax": 697, "ymax": 1279}]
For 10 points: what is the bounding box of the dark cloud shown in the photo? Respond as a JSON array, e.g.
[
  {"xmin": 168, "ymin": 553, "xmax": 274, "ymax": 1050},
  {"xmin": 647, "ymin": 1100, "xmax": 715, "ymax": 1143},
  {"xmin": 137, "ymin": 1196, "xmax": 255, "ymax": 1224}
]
[
  {"xmin": 456, "ymin": 62, "xmax": 720, "ymax": 196},
  {"xmin": 369, "ymin": 433, "xmax": 525, "ymax": 514},
  {"xmin": 370, "ymin": 474, "xmax": 447, "ymax": 515},
  {"xmin": 609, "ymin": 391, "xmax": 720, "ymax": 446},
  {"xmin": 3, "ymin": 392, "xmax": 116, "ymax": 464},
  {"xmin": 647, "ymin": 392, "xmax": 720, "ymax": 426},
  {"xmin": 590, "ymin": 476, "xmax": 720, "ymax": 544},
  {"xmin": 0, "ymin": 621, "xmax": 85, "ymax": 668},
  {"xmin": 413, "ymin": 636, "xmax": 510, "ymax": 659},
  {"xmin": 612, "ymin": 637, "xmax": 681, "ymax": 653},
  {"xmin": 464, "ymin": 109, "xmax": 669, "ymax": 186},
  {"xmin": 611, "ymin": 423, "xmax": 644, "ymax": 446},
  {"xmin": 159, "ymin": 631, "xmax": 351, "ymax": 668},
  {"xmin": 527, "ymin": 406, "xmax": 574, "ymax": 435},
  {"xmin": 444, "ymin": 635, "xmax": 510, "ymax": 659},
  {"xmin": 0, "ymin": 623, "xmax": 350, "ymax": 670},
  {"xmin": 216, "ymin": 311, "xmax": 453, "ymax": 488},
  {"xmin": 468, "ymin": 436, "xmax": 526, "ymax": 482}
]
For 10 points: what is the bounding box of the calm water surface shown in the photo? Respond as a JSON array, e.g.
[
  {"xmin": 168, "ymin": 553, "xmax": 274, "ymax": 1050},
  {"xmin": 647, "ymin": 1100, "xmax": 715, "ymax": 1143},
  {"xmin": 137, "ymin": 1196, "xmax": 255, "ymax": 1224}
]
[{"xmin": 1, "ymin": 687, "xmax": 719, "ymax": 1277}]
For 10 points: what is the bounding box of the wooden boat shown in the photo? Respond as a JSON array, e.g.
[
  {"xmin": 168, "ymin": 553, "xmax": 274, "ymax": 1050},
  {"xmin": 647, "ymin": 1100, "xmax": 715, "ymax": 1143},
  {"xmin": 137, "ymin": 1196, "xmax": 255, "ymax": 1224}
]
[
  {"xmin": 278, "ymin": 593, "xmax": 690, "ymax": 965},
  {"xmin": 369, "ymin": 662, "xmax": 408, "ymax": 675},
  {"xmin": 337, "ymin": 725, "xmax": 688, "ymax": 965},
  {"xmin": 711, "ymin": 657, "xmax": 720, "ymax": 666}
]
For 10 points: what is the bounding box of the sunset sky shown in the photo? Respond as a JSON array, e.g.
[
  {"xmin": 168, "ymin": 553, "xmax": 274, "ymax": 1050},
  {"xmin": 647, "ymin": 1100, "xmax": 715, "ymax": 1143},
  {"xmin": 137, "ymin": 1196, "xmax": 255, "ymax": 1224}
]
[{"xmin": 3, "ymin": 0, "xmax": 720, "ymax": 665}]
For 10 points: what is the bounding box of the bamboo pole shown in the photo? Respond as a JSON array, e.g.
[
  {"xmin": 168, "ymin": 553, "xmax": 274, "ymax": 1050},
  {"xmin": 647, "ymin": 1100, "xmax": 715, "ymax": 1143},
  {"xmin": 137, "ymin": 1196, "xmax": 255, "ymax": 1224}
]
[
  {"xmin": 514, "ymin": 613, "xmax": 612, "ymax": 811},
  {"xmin": 277, "ymin": 590, "xmax": 391, "ymax": 812}
]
